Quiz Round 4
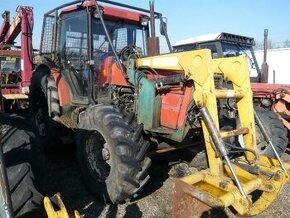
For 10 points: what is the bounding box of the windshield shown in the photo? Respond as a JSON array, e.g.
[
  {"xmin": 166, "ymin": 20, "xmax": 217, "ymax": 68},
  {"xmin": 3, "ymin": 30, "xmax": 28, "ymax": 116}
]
[
  {"xmin": 59, "ymin": 10, "xmax": 148, "ymax": 72},
  {"xmin": 222, "ymin": 42, "xmax": 259, "ymax": 78},
  {"xmin": 92, "ymin": 17, "xmax": 148, "ymax": 67},
  {"xmin": 92, "ymin": 16, "xmax": 148, "ymax": 101}
]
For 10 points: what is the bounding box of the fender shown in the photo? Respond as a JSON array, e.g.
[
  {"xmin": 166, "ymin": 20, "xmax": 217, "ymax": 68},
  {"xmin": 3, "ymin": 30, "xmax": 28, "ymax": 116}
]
[
  {"xmin": 33, "ymin": 62, "xmax": 72, "ymax": 107},
  {"xmin": 50, "ymin": 67, "xmax": 71, "ymax": 106},
  {"xmin": 273, "ymin": 94, "xmax": 290, "ymax": 131},
  {"xmin": 251, "ymin": 82, "xmax": 290, "ymax": 131}
]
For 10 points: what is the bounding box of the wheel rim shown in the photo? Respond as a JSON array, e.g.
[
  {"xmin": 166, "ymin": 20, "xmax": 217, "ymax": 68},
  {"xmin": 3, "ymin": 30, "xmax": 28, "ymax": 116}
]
[{"xmin": 86, "ymin": 131, "xmax": 111, "ymax": 182}]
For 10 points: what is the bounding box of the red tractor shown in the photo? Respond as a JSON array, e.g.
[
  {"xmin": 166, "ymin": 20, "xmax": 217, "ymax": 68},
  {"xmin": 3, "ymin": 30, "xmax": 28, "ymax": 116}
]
[
  {"xmin": 28, "ymin": 1, "xmax": 289, "ymax": 216},
  {"xmin": 30, "ymin": 0, "xmax": 172, "ymax": 203}
]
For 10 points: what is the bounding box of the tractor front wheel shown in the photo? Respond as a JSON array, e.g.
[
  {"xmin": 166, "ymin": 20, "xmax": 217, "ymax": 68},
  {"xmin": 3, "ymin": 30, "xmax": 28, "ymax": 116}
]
[{"xmin": 76, "ymin": 105, "xmax": 151, "ymax": 204}]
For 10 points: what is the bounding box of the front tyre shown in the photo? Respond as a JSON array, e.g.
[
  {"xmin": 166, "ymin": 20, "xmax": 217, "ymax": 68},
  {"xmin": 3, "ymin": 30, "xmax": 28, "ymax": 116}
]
[{"xmin": 76, "ymin": 105, "xmax": 151, "ymax": 204}]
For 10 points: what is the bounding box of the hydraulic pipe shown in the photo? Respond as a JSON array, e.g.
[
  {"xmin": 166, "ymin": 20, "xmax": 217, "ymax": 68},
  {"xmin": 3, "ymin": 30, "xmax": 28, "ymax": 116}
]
[
  {"xmin": 254, "ymin": 111, "xmax": 287, "ymax": 173},
  {"xmin": 199, "ymin": 107, "xmax": 247, "ymax": 198},
  {"xmin": 19, "ymin": 7, "xmax": 34, "ymax": 88}
]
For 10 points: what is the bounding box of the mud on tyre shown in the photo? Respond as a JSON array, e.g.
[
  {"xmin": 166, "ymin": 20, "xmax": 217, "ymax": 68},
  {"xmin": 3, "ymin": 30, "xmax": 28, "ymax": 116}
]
[{"xmin": 76, "ymin": 105, "xmax": 151, "ymax": 204}]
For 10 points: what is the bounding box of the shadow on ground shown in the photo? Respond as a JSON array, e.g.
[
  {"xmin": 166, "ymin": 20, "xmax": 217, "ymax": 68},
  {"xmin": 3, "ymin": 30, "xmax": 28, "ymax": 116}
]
[{"xmin": 5, "ymin": 113, "xmax": 280, "ymax": 217}]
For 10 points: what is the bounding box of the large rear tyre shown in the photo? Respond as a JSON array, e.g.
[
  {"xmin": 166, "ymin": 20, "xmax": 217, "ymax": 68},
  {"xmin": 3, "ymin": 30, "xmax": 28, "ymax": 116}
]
[
  {"xmin": 0, "ymin": 113, "xmax": 43, "ymax": 217},
  {"xmin": 76, "ymin": 105, "xmax": 151, "ymax": 204},
  {"xmin": 7, "ymin": 163, "xmax": 43, "ymax": 217},
  {"xmin": 255, "ymin": 106, "xmax": 288, "ymax": 157}
]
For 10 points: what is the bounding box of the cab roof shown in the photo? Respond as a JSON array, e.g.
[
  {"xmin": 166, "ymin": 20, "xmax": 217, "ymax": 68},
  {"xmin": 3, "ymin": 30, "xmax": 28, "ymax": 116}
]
[
  {"xmin": 173, "ymin": 32, "xmax": 255, "ymax": 47},
  {"xmin": 60, "ymin": 1, "xmax": 149, "ymax": 24}
]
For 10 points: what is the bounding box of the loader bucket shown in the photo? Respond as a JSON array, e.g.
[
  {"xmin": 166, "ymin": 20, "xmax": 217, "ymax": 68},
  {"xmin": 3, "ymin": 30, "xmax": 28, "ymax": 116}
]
[
  {"xmin": 172, "ymin": 157, "xmax": 290, "ymax": 217},
  {"xmin": 173, "ymin": 179, "xmax": 220, "ymax": 218}
]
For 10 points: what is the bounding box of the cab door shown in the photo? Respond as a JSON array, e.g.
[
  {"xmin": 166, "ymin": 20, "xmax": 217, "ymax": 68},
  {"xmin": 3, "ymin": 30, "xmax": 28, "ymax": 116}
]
[{"xmin": 58, "ymin": 10, "xmax": 90, "ymax": 105}]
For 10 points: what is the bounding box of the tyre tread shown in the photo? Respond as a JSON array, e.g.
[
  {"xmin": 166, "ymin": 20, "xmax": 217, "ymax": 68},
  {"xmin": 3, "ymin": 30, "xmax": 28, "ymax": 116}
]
[{"xmin": 76, "ymin": 105, "xmax": 151, "ymax": 204}]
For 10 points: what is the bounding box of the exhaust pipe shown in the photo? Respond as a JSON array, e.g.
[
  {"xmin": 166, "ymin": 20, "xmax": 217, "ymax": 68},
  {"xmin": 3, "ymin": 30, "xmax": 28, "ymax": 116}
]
[
  {"xmin": 148, "ymin": 0, "xmax": 160, "ymax": 56},
  {"xmin": 261, "ymin": 29, "xmax": 269, "ymax": 83}
]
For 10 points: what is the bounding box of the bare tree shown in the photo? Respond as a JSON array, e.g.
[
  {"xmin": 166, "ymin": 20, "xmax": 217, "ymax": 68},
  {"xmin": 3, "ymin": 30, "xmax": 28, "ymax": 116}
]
[
  {"xmin": 283, "ymin": 39, "xmax": 290, "ymax": 48},
  {"xmin": 254, "ymin": 39, "xmax": 275, "ymax": 50}
]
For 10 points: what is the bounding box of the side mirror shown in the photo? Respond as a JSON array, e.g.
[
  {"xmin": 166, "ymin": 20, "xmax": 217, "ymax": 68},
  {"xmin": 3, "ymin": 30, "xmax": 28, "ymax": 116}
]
[{"xmin": 159, "ymin": 17, "xmax": 167, "ymax": 36}]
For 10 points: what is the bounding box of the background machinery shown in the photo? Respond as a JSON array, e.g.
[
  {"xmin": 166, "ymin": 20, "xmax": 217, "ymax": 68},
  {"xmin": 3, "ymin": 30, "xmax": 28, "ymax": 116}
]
[
  {"xmin": 173, "ymin": 32, "xmax": 290, "ymax": 138},
  {"xmin": 0, "ymin": 0, "xmax": 286, "ymax": 216},
  {"xmin": 0, "ymin": 6, "xmax": 34, "ymax": 112}
]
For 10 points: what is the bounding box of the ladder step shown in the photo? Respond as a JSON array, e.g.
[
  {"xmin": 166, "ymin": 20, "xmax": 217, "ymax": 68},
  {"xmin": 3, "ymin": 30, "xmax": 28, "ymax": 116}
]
[
  {"xmin": 220, "ymin": 127, "xmax": 249, "ymax": 139},
  {"xmin": 215, "ymin": 89, "xmax": 245, "ymax": 99}
]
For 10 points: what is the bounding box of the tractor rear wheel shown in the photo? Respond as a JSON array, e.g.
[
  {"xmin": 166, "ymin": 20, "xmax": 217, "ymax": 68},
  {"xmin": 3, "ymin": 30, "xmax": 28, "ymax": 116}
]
[
  {"xmin": 30, "ymin": 70, "xmax": 73, "ymax": 153},
  {"xmin": 76, "ymin": 105, "xmax": 151, "ymax": 204},
  {"xmin": 1, "ymin": 113, "xmax": 43, "ymax": 217},
  {"xmin": 7, "ymin": 163, "xmax": 43, "ymax": 217},
  {"xmin": 255, "ymin": 106, "xmax": 288, "ymax": 157}
]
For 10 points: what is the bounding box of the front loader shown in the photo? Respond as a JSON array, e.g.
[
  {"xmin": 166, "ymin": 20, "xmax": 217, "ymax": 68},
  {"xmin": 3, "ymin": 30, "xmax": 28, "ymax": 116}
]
[
  {"xmin": 173, "ymin": 32, "xmax": 290, "ymax": 142},
  {"xmin": 135, "ymin": 49, "xmax": 290, "ymax": 216},
  {"xmin": 164, "ymin": 52, "xmax": 290, "ymax": 216},
  {"xmin": 29, "ymin": 0, "xmax": 290, "ymax": 216}
]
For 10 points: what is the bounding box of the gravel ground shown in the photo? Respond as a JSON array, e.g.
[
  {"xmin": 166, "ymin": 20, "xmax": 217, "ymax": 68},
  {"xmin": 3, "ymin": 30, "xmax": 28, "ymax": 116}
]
[
  {"xmin": 41, "ymin": 153, "xmax": 290, "ymax": 218},
  {"xmin": 1, "ymin": 113, "xmax": 290, "ymax": 218}
]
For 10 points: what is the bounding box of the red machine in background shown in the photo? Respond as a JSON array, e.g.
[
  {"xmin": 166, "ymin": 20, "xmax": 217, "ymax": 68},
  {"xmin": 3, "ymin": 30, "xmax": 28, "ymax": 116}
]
[
  {"xmin": 0, "ymin": 6, "xmax": 33, "ymax": 111},
  {"xmin": 252, "ymin": 29, "xmax": 290, "ymax": 132}
]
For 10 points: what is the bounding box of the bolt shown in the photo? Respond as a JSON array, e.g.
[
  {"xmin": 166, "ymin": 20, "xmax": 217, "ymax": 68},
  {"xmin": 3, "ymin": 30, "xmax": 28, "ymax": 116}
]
[
  {"xmin": 265, "ymin": 184, "xmax": 274, "ymax": 191},
  {"xmin": 219, "ymin": 181, "xmax": 228, "ymax": 189},
  {"xmin": 274, "ymin": 173, "xmax": 281, "ymax": 181}
]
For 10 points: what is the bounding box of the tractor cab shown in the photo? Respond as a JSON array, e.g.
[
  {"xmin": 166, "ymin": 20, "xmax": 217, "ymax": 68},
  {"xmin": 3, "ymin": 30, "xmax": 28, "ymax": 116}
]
[
  {"xmin": 173, "ymin": 32, "xmax": 261, "ymax": 82},
  {"xmin": 40, "ymin": 0, "xmax": 169, "ymax": 105}
]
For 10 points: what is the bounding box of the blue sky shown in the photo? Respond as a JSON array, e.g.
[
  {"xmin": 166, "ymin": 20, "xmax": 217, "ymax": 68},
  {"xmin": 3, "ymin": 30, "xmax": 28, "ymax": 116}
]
[{"xmin": 1, "ymin": 0, "xmax": 290, "ymax": 52}]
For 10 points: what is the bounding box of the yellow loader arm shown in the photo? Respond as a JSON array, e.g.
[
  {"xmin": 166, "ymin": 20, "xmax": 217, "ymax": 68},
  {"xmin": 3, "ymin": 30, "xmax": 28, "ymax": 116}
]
[{"xmin": 137, "ymin": 49, "xmax": 290, "ymax": 216}]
